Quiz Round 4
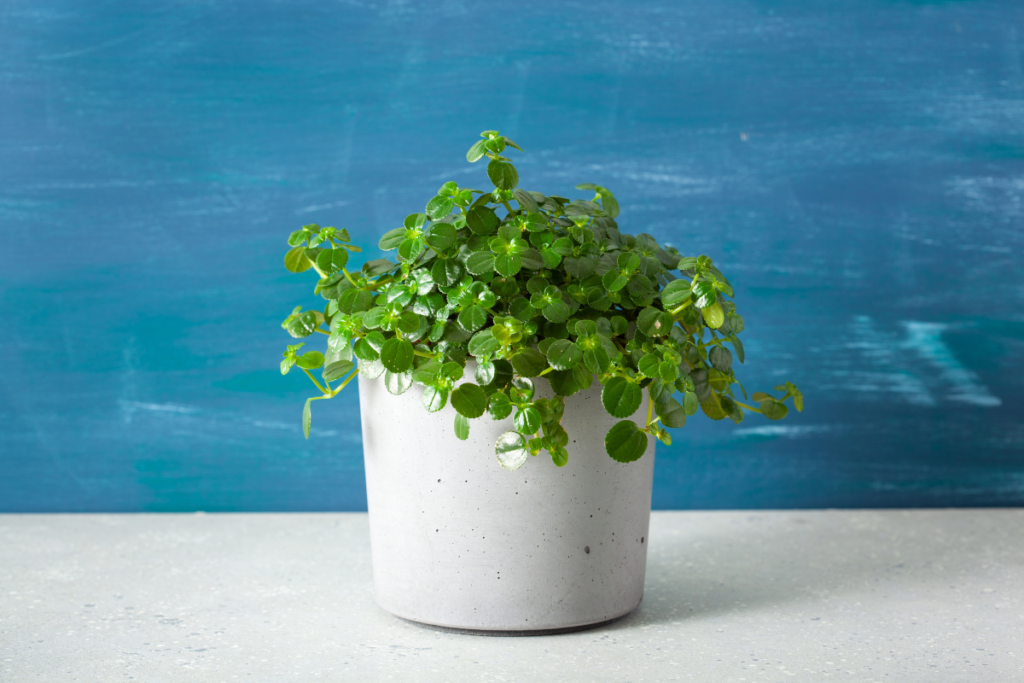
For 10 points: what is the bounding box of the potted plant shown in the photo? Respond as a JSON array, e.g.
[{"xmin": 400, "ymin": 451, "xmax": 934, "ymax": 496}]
[{"xmin": 277, "ymin": 131, "xmax": 802, "ymax": 633}]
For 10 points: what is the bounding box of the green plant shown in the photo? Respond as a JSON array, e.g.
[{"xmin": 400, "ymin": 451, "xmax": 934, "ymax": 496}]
[{"xmin": 278, "ymin": 131, "xmax": 802, "ymax": 470}]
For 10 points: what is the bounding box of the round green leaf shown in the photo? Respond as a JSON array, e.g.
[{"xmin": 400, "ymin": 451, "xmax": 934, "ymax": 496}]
[
  {"xmin": 655, "ymin": 397, "xmax": 687, "ymax": 428},
  {"xmin": 431, "ymin": 258, "xmax": 463, "ymax": 286},
  {"xmin": 546, "ymin": 339, "xmax": 583, "ymax": 371},
  {"xmin": 467, "ymin": 206, "xmax": 499, "ymax": 235},
  {"xmin": 541, "ymin": 298, "xmax": 570, "ymax": 323},
  {"xmin": 495, "ymin": 431, "xmax": 529, "ymax": 471},
  {"xmin": 487, "ymin": 159, "xmax": 519, "ymax": 190},
  {"xmin": 637, "ymin": 354, "xmax": 661, "ymax": 377},
  {"xmin": 601, "ymin": 376, "xmax": 642, "ymax": 418},
  {"xmin": 604, "ymin": 420, "xmax": 648, "ymax": 463},
  {"xmin": 374, "ymin": 367, "xmax": 411, "ymax": 394},
  {"xmin": 378, "ymin": 228, "xmax": 406, "ymax": 251},
  {"xmin": 379, "ymin": 338, "xmax": 414, "ymax": 373},
  {"xmin": 466, "ymin": 139, "xmax": 488, "ymax": 163},
  {"xmin": 488, "ymin": 392, "xmax": 514, "ymax": 420},
  {"xmin": 423, "ymin": 385, "xmax": 448, "ymax": 412},
  {"xmin": 475, "ymin": 360, "xmax": 496, "ymax": 385},
  {"xmin": 761, "ymin": 399, "xmax": 789, "ymax": 420},
  {"xmin": 296, "ymin": 351, "xmax": 325, "ymax": 370},
  {"xmin": 302, "ymin": 398, "xmax": 313, "ymax": 439},
  {"xmin": 285, "ymin": 247, "xmax": 312, "ymax": 273},
  {"xmin": 451, "ymin": 383, "xmax": 488, "ymax": 418},
  {"xmin": 425, "ymin": 195, "xmax": 455, "ymax": 220},
  {"xmin": 514, "ymin": 406, "xmax": 541, "ymax": 435},
  {"xmin": 602, "ymin": 270, "xmax": 629, "ymax": 292},
  {"xmin": 549, "ymin": 446, "xmax": 569, "ymax": 467},
  {"xmin": 511, "ymin": 348, "xmax": 547, "ymax": 377},
  {"xmin": 661, "ymin": 279, "xmax": 692, "ymax": 307},
  {"xmin": 702, "ymin": 302, "xmax": 725, "ymax": 329},
  {"xmin": 709, "ymin": 345, "xmax": 733, "ymax": 372},
  {"xmin": 692, "ymin": 281, "xmax": 717, "ymax": 308},
  {"xmin": 493, "ymin": 253, "xmax": 522, "ymax": 277},
  {"xmin": 468, "ymin": 329, "xmax": 501, "ymax": 357},
  {"xmin": 457, "ymin": 305, "xmax": 489, "ymax": 333},
  {"xmin": 426, "ymin": 223, "xmax": 458, "ymax": 252},
  {"xmin": 466, "ymin": 250, "xmax": 496, "ymax": 275}
]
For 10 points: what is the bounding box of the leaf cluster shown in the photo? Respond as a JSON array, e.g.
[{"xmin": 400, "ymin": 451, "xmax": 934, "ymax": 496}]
[{"xmin": 278, "ymin": 130, "xmax": 803, "ymax": 468}]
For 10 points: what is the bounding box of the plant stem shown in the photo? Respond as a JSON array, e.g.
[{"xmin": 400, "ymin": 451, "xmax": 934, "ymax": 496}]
[
  {"xmin": 732, "ymin": 399, "xmax": 763, "ymax": 414},
  {"xmin": 315, "ymin": 328, "xmax": 330, "ymax": 335},
  {"xmin": 332, "ymin": 367, "xmax": 360, "ymax": 395},
  {"xmin": 501, "ymin": 199, "xmax": 516, "ymax": 217},
  {"xmin": 669, "ymin": 299, "xmax": 693, "ymax": 316},
  {"xmin": 646, "ymin": 394, "xmax": 654, "ymax": 426},
  {"xmin": 538, "ymin": 367, "xmax": 554, "ymax": 376},
  {"xmin": 341, "ymin": 267, "xmax": 359, "ymax": 288},
  {"xmin": 302, "ymin": 368, "xmax": 328, "ymax": 394}
]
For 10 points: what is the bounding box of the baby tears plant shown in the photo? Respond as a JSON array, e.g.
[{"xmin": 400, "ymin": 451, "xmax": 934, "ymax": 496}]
[{"xmin": 278, "ymin": 131, "xmax": 802, "ymax": 470}]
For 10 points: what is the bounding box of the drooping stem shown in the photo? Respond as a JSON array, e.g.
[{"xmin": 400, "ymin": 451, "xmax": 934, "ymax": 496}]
[
  {"xmin": 302, "ymin": 368, "xmax": 329, "ymax": 395},
  {"xmin": 331, "ymin": 366, "xmax": 360, "ymax": 396}
]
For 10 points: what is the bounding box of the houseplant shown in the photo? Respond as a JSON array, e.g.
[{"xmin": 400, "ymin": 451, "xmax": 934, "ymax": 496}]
[{"xmin": 277, "ymin": 131, "xmax": 802, "ymax": 632}]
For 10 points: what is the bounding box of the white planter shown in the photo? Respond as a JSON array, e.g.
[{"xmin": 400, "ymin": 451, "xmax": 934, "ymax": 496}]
[{"xmin": 357, "ymin": 371, "xmax": 656, "ymax": 633}]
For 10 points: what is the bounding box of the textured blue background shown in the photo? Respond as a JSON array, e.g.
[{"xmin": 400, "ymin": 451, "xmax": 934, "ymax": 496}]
[{"xmin": 2, "ymin": 0, "xmax": 1022, "ymax": 512}]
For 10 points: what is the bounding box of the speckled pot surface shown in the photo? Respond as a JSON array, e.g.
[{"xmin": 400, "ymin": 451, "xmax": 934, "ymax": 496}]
[{"xmin": 357, "ymin": 372, "xmax": 656, "ymax": 633}]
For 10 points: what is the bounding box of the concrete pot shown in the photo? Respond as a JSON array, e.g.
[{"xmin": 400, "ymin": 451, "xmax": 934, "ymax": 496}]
[{"xmin": 357, "ymin": 371, "xmax": 656, "ymax": 634}]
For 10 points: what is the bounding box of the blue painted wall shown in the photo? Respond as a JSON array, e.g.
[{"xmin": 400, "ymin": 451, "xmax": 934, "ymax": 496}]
[{"xmin": 1, "ymin": 0, "xmax": 1022, "ymax": 512}]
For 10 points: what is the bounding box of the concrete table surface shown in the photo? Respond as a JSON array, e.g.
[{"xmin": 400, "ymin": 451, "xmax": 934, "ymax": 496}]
[{"xmin": 1, "ymin": 510, "xmax": 1022, "ymax": 682}]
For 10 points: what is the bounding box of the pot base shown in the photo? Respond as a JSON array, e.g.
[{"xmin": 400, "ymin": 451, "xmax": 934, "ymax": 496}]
[{"xmin": 392, "ymin": 608, "xmax": 636, "ymax": 637}]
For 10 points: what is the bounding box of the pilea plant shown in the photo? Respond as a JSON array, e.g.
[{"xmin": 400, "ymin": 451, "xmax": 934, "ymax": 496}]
[{"xmin": 278, "ymin": 131, "xmax": 802, "ymax": 470}]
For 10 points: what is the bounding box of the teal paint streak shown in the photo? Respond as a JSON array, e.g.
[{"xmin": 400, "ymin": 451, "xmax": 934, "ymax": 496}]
[{"xmin": 1, "ymin": 0, "xmax": 1022, "ymax": 511}]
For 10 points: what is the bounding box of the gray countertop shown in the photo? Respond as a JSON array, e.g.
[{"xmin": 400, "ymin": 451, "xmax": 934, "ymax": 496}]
[{"xmin": 2, "ymin": 510, "xmax": 1022, "ymax": 682}]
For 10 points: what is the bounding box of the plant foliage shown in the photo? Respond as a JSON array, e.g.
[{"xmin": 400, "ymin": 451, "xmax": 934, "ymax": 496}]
[{"xmin": 278, "ymin": 131, "xmax": 802, "ymax": 468}]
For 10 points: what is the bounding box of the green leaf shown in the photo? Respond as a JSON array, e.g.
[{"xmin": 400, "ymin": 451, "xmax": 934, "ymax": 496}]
[
  {"xmin": 602, "ymin": 270, "xmax": 629, "ymax": 292},
  {"xmin": 604, "ymin": 420, "xmax": 648, "ymax": 463},
  {"xmin": 546, "ymin": 339, "xmax": 583, "ymax": 371},
  {"xmin": 296, "ymin": 351, "xmax": 325, "ymax": 370},
  {"xmin": 495, "ymin": 431, "xmax": 529, "ymax": 471},
  {"xmin": 488, "ymin": 392, "xmax": 514, "ymax": 420},
  {"xmin": 655, "ymin": 397, "xmax": 687, "ymax": 428},
  {"xmin": 457, "ymin": 305, "xmax": 489, "ymax": 333},
  {"xmin": 511, "ymin": 348, "xmax": 547, "ymax": 377},
  {"xmin": 384, "ymin": 370, "xmax": 413, "ymax": 395},
  {"xmin": 709, "ymin": 345, "xmax": 733, "ymax": 372},
  {"xmin": 550, "ymin": 446, "xmax": 569, "ymax": 467},
  {"xmin": 601, "ymin": 376, "xmax": 642, "ymax": 418},
  {"xmin": 682, "ymin": 391, "xmax": 699, "ymax": 416},
  {"xmin": 302, "ymin": 398, "xmax": 313, "ymax": 439},
  {"xmin": 731, "ymin": 336, "xmax": 745, "ymax": 364},
  {"xmin": 468, "ymin": 329, "xmax": 502, "ymax": 357},
  {"xmin": 323, "ymin": 360, "xmax": 354, "ymax": 382},
  {"xmin": 338, "ymin": 289, "xmax": 374, "ymax": 314},
  {"xmin": 467, "ymin": 206, "xmax": 499, "ymax": 235},
  {"xmin": 426, "ymin": 223, "xmax": 458, "ymax": 252},
  {"xmin": 285, "ymin": 247, "xmax": 312, "ymax": 273},
  {"xmin": 637, "ymin": 354, "xmax": 661, "ymax": 377},
  {"xmin": 431, "ymin": 258, "xmax": 463, "ymax": 286},
  {"xmin": 514, "ymin": 405, "xmax": 541, "ymax": 434},
  {"xmin": 422, "ymin": 385, "xmax": 448, "ymax": 412},
  {"xmin": 692, "ymin": 281, "xmax": 717, "ymax": 308},
  {"xmin": 636, "ymin": 307, "xmax": 673, "ymax": 337},
  {"xmin": 425, "ymin": 195, "xmax": 455, "ymax": 220},
  {"xmin": 493, "ymin": 253, "xmax": 523, "ymax": 277},
  {"xmin": 540, "ymin": 298, "xmax": 570, "ymax": 323},
  {"xmin": 761, "ymin": 400, "xmax": 789, "ymax": 420},
  {"xmin": 451, "ymin": 383, "xmax": 488, "ymax": 418},
  {"xmin": 454, "ymin": 413, "xmax": 470, "ymax": 440},
  {"xmin": 512, "ymin": 188, "xmax": 539, "ymax": 213},
  {"xmin": 467, "ymin": 139, "xmax": 488, "ymax": 162},
  {"xmin": 475, "ymin": 360, "xmax": 496, "ymax": 385},
  {"xmin": 466, "ymin": 250, "xmax": 496, "ymax": 275},
  {"xmin": 378, "ymin": 228, "xmax": 406, "ymax": 251},
  {"xmin": 379, "ymin": 338, "xmax": 414, "ymax": 373},
  {"xmin": 661, "ymin": 279, "xmax": 692, "ymax": 307},
  {"xmin": 487, "ymin": 159, "xmax": 519, "ymax": 190},
  {"xmin": 702, "ymin": 302, "xmax": 725, "ymax": 329},
  {"xmin": 582, "ymin": 347, "xmax": 611, "ymax": 374}
]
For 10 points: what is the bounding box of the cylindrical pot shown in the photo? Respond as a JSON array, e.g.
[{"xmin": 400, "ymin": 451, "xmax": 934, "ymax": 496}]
[{"xmin": 358, "ymin": 371, "xmax": 656, "ymax": 633}]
